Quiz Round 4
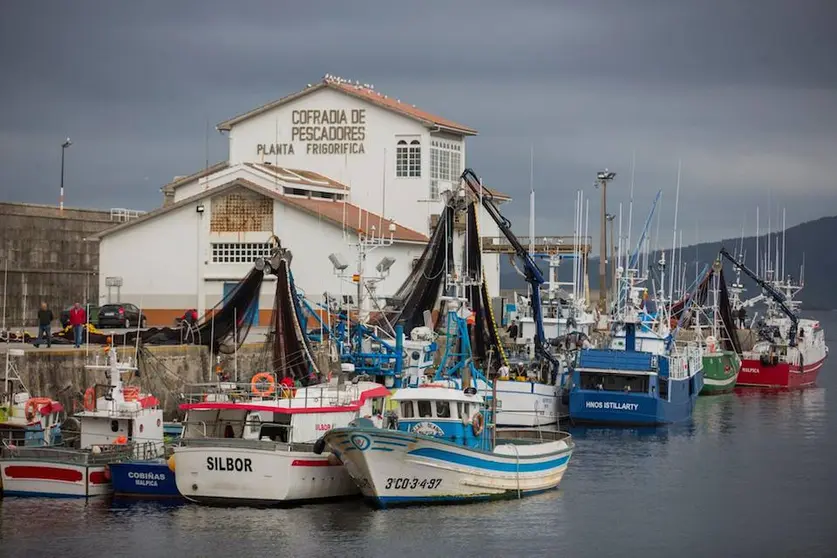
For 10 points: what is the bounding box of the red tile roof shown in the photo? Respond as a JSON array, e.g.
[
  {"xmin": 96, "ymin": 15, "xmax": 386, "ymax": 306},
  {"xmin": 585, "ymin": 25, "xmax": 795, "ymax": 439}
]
[
  {"xmin": 216, "ymin": 76, "xmax": 477, "ymax": 136},
  {"xmin": 277, "ymin": 192, "xmax": 428, "ymax": 243},
  {"xmin": 98, "ymin": 178, "xmax": 428, "ymax": 244},
  {"xmin": 246, "ymin": 163, "xmax": 350, "ymax": 191}
]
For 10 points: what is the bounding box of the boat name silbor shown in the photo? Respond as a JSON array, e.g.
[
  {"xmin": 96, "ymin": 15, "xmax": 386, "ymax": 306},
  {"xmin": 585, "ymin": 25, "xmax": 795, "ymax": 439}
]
[
  {"xmin": 585, "ymin": 401, "xmax": 640, "ymax": 411},
  {"xmin": 206, "ymin": 457, "xmax": 254, "ymax": 472}
]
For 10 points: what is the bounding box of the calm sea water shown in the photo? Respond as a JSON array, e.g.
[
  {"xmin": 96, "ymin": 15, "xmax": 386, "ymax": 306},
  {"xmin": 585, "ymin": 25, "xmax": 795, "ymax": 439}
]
[{"xmin": 2, "ymin": 312, "xmax": 835, "ymax": 558}]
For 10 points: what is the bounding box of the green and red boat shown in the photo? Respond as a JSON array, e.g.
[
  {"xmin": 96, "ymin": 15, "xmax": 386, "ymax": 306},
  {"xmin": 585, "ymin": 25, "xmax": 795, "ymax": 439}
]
[
  {"xmin": 670, "ymin": 259, "xmax": 742, "ymax": 395},
  {"xmin": 700, "ymin": 342, "xmax": 741, "ymax": 395}
]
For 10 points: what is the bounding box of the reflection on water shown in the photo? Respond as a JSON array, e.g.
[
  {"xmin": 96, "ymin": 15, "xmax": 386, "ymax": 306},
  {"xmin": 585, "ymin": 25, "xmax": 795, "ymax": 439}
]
[{"xmin": 2, "ymin": 312, "xmax": 834, "ymax": 558}]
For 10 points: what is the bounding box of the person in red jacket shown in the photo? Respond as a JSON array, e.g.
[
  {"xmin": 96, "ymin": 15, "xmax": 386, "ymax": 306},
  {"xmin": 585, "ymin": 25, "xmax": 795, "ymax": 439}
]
[{"xmin": 68, "ymin": 302, "xmax": 87, "ymax": 348}]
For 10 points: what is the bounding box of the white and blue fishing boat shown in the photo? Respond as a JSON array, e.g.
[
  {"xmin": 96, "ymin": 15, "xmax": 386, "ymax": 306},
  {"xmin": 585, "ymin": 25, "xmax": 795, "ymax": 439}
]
[{"xmin": 320, "ymin": 296, "xmax": 574, "ymax": 509}]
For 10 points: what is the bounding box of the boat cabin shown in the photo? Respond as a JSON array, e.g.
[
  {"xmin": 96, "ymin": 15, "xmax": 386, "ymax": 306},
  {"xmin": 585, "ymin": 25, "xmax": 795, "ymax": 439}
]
[
  {"xmin": 0, "ymin": 392, "xmax": 64, "ymax": 448},
  {"xmin": 179, "ymin": 380, "xmax": 390, "ymax": 444},
  {"xmin": 73, "ymin": 348, "xmax": 164, "ymax": 457},
  {"xmin": 390, "ymin": 386, "xmax": 492, "ymax": 450}
]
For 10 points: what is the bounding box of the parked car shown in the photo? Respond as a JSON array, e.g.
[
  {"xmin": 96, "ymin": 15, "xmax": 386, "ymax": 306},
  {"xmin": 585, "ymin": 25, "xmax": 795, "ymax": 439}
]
[
  {"xmin": 97, "ymin": 303, "xmax": 147, "ymax": 329},
  {"xmin": 59, "ymin": 304, "xmax": 99, "ymax": 328}
]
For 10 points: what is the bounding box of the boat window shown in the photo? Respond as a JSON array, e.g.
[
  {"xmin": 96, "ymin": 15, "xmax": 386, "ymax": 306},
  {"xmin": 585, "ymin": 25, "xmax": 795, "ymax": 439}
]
[
  {"xmin": 418, "ymin": 400, "xmax": 433, "ymax": 418},
  {"xmin": 110, "ymin": 420, "xmax": 119, "ymax": 433},
  {"xmin": 457, "ymin": 402, "xmax": 463, "ymax": 419},
  {"xmin": 462, "ymin": 403, "xmax": 470, "ymax": 418},
  {"xmin": 401, "ymin": 401, "xmax": 414, "ymax": 418},
  {"xmin": 435, "ymin": 400, "xmax": 451, "ymax": 418},
  {"xmin": 371, "ymin": 397, "xmax": 384, "ymax": 415}
]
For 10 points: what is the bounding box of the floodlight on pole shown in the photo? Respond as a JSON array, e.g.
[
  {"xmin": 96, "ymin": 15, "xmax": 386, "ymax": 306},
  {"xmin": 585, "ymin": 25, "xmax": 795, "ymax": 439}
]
[
  {"xmin": 60, "ymin": 138, "xmax": 72, "ymax": 214},
  {"xmin": 596, "ymin": 169, "xmax": 616, "ymax": 311}
]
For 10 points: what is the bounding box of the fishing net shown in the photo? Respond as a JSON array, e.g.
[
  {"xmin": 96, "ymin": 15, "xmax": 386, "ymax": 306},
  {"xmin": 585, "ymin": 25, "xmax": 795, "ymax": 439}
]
[{"xmin": 267, "ymin": 250, "xmax": 321, "ymax": 384}]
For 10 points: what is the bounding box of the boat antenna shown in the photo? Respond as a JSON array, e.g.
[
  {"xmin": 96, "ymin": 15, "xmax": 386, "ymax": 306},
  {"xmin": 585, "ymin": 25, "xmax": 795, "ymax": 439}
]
[
  {"xmin": 668, "ymin": 160, "xmax": 681, "ymax": 303},
  {"xmin": 134, "ymin": 296, "xmax": 143, "ymax": 363},
  {"xmin": 625, "ymin": 149, "xmax": 635, "ymax": 275},
  {"xmin": 781, "ymin": 207, "xmax": 786, "ymax": 281},
  {"xmin": 529, "ymin": 143, "xmax": 535, "ymax": 257}
]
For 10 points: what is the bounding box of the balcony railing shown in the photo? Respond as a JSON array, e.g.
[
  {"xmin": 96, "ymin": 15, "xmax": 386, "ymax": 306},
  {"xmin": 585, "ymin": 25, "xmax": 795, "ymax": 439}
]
[{"xmin": 480, "ymin": 236, "xmax": 592, "ymax": 254}]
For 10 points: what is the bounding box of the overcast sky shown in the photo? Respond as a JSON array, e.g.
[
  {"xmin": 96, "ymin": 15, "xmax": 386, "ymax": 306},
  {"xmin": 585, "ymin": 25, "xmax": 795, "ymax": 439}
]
[{"xmin": 1, "ymin": 0, "xmax": 835, "ymax": 251}]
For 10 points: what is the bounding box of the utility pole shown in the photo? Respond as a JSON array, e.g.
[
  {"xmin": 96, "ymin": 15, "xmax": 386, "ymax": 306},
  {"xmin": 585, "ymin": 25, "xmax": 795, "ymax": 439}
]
[
  {"xmin": 596, "ymin": 170, "xmax": 616, "ymax": 312},
  {"xmin": 606, "ymin": 212, "xmax": 616, "ymax": 303},
  {"xmin": 60, "ymin": 138, "xmax": 72, "ymax": 213}
]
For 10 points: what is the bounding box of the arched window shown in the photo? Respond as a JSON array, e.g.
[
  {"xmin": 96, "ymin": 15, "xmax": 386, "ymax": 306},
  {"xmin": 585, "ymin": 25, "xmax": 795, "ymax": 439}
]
[{"xmin": 396, "ymin": 138, "xmax": 421, "ymax": 178}]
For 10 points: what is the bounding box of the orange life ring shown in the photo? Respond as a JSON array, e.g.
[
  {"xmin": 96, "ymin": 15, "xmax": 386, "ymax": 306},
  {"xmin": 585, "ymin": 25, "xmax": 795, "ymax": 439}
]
[
  {"xmin": 472, "ymin": 412, "xmax": 485, "ymax": 436},
  {"xmin": 251, "ymin": 372, "xmax": 276, "ymax": 396},
  {"xmin": 114, "ymin": 435, "xmax": 127, "ymax": 445},
  {"xmin": 24, "ymin": 397, "xmax": 52, "ymax": 422},
  {"xmin": 84, "ymin": 387, "xmax": 96, "ymax": 411},
  {"xmin": 123, "ymin": 386, "xmax": 140, "ymax": 401}
]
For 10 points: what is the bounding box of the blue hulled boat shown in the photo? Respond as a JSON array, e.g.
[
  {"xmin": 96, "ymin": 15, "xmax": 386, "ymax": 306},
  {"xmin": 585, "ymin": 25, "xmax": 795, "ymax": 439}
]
[{"xmin": 569, "ymin": 261, "xmax": 704, "ymax": 425}]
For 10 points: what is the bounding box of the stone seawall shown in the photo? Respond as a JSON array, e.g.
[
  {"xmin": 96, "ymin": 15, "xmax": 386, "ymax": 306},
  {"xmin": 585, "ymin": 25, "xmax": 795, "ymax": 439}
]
[{"xmin": 2, "ymin": 343, "xmax": 272, "ymax": 420}]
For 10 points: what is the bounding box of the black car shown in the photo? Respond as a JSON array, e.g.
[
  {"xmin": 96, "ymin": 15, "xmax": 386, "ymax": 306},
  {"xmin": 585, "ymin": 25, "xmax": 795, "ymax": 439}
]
[
  {"xmin": 59, "ymin": 304, "xmax": 99, "ymax": 328},
  {"xmin": 97, "ymin": 303, "xmax": 147, "ymax": 329}
]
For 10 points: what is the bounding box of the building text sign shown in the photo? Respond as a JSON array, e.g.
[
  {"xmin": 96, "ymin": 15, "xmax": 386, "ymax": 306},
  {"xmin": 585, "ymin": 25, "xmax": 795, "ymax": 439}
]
[{"xmin": 256, "ymin": 108, "xmax": 367, "ymax": 156}]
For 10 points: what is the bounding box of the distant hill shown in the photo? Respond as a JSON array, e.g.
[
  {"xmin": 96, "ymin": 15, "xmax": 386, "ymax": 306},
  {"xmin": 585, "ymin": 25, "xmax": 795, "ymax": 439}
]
[{"xmin": 500, "ymin": 215, "xmax": 837, "ymax": 310}]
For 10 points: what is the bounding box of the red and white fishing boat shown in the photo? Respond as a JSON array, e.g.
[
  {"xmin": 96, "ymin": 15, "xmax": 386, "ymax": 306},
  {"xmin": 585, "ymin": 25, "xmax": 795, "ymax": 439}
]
[
  {"xmin": 0, "ymin": 345, "xmax": 164, "ymax": 497},
  {"xmin": 738, "ymin": 306, "xmax": 828, "ymax": 388},
  {"xmin": 171, "ymin": 369, "xmax": 390, "ymax": 506}
]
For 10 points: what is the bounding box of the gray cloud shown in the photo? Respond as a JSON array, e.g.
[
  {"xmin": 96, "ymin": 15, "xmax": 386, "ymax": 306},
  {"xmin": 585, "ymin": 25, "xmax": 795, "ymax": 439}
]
[{"xmin": 1, "ymin": 0, "xmax": 835, "ymax": 251}]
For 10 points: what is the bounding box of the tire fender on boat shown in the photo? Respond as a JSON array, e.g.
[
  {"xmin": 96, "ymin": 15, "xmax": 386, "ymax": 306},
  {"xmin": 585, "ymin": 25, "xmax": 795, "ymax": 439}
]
[{"xmin": 313, "ymin": 437, "xmax": 326, "ymax": 455}]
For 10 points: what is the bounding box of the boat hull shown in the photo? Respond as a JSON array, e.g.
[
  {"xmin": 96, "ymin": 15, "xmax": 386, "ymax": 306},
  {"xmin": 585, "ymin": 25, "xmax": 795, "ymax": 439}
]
[
  {"xmin": 569, "ymin": 372, "xmax": 704, "ymax": 426},
  {"xmin": 109, "ymin": 459, "xmax": 180, "ymax": 498},
  {"xmin": 737, "ymin": 355, "xmax": 826, "ymax": 388},
  {"xmin": 173, "ymin": 444, "xmax": 358, "ymax": 506},
  {"xmin": 0, "ymin": 460, "xmax": 110, "ymax": 498},
  {"xmin": 324, "ymin": 427, "xmax": 573, "ymax": 508},
  {"xmin": 700, "ymin": 351, "xmax": 741, "ymax": 395},
  {"xmin": 494, "ymin": 380, "xmax": 560, "ymax": 427}
]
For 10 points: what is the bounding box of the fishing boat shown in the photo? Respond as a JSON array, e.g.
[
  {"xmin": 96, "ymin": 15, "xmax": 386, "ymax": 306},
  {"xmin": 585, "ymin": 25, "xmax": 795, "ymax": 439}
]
[
  {"xmin": 569, "ymin": 188, "xmax": 704, "ymax": 425},
  {"xmin": 0, "ymin": 348, "xmax": 65, "ymax": 451},
  {"xmin": 0, "ymin": 344, "xmax": 164, "ymax": 497},
  {"xmin": 719, "ymin": 248, "xmax": 828, "ymax": 388},
  {"xmin": 320, "ymin": 299, "xmax": 574, "ymax": 508},
  {"xmin": 171, "ymin": 374, "xmax": 390, "ymax": 506},
  {"xmin": 169, "ymin": 244, "xmax": 393, "ymax": 506},
  {"xmin": 696, "ymin": 261, "xmax": 742, "ymax": 394}
]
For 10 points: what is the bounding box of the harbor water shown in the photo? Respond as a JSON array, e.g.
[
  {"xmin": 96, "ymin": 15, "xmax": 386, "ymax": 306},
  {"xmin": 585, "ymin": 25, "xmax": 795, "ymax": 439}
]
[{"xmin": 2, "ymin": 311, "xmax": 835, "ymax": 558}]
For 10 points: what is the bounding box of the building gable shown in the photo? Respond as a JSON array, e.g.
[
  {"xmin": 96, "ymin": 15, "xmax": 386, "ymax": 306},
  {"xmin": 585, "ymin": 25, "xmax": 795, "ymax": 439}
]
[{"xmin": 216, "ymin": 75, "xmax": 477, "ymax": 136}]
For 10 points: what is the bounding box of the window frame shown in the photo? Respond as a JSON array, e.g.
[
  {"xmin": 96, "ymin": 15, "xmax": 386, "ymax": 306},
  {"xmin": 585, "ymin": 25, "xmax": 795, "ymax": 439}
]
[{"xmin": 396, "ymin": 137, "xmax": 422, "ymax": 178}]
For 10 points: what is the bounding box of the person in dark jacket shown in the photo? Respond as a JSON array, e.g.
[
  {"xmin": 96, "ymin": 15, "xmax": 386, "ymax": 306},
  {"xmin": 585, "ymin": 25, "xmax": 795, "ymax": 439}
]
[
  {"xmin": 68, "ymin": 302, "xmax": 87, "ymax": 348},
  {"xmin": 37, "ymin": 302, "xmax": 53, "ymax": 348}
]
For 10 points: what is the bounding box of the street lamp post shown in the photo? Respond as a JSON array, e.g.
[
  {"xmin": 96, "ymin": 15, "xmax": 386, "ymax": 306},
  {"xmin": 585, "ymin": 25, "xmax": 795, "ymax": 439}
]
[
  {"xmin": 60, "ymin": 138, "xmax": 72, "ymax": 213},
  {"xmin": 606, "ymin": 212, "xmax": 616, "ymax": 303},
  {"xmin": 596, "ymin": 170, "xmax": 616, "ymax": 312}
]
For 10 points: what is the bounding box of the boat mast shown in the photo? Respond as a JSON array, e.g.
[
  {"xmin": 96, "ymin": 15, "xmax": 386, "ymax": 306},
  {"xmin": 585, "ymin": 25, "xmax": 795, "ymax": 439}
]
[{"xmin": 668, "ymin": 160, "xmax": 681, "ymax": 307}]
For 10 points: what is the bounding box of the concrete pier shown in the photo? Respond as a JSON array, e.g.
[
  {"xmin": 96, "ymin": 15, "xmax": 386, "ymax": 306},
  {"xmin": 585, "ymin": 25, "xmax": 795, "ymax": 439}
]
[{"xmin": 1, "ymin": 341, "xmax": 269, "ymax": 419}]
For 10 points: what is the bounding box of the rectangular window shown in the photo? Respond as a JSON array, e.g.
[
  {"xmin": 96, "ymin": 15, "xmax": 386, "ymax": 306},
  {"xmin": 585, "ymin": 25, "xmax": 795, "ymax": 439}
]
[
  {"xmin": 430, "ymin": 179, "xmax": 440, "ymax": 201},
  {"xmin": 430, "ymin": 139, "xmax": 463, "ymax": 182},
  {"xmin": 417, "ymin": 400, "xmax": 433, "ymax": 418},
  {"xmin": 401, "ymin": 401, "xmax": 414, "ymax": 418},
  {"xmin": 211, "ymin": 242, "xmax": 272, "ymax": 264},
  {"xmin": 396, "ymin": 138, "xmax": 421, "ymax": 178},
  {"xmin": 435, "ymin": 401, "xmax": 451, "ymax": 418}
]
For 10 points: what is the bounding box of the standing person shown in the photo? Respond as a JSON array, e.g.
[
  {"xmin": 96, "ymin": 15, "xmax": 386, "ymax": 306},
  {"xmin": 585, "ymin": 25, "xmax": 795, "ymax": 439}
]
[
  {"xmin": 37, "ymin": 302, "xmax": 54, "ymax": 348},
  {"xmin": 68, "ymin": 302, "xmax": 87, "ymax": 348}
]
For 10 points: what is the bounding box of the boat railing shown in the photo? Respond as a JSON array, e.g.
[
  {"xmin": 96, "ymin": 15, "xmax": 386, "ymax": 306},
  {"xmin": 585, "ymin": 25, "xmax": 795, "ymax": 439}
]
[
  {"xmin": 495, "ymin": 428, "xmax": 573, "ymax": 444},
  {"xmin": 177, "ymin": 436, "xmax": 314, "ymax": 453},
  {"xmin": 180, "ymin": 381, "xmax": 362, "ymax": 410},
  {"xmin": 0, "ymin": 440, "xmax": 162, "ymax": 464}
]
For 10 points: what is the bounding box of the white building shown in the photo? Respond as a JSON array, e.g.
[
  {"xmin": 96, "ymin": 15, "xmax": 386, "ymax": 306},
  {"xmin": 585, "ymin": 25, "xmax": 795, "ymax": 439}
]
[{"xmin": 95, "ymin": 75, "xmax": 510, "ymax": 326}]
